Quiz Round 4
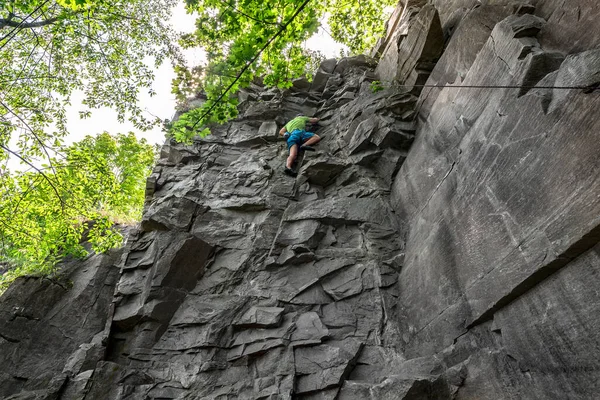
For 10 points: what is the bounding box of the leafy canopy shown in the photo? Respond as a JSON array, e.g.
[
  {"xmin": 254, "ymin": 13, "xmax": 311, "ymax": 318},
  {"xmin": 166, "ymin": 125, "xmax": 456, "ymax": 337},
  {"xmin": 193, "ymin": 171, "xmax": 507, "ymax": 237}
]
[
  {"xmin": 0, "ymin": 0, "xmax": 176, "ymax": 288},
  {"xmin": 0, "ymin": 132, "xmax": 157, "ymax": 290},
  {"xmin": 0, "ymin": 0, "xmax": 178, "ymax": 166},
  {"xmin": 169, "ymin": 0, "xmax": 395, "ymax": 142}
]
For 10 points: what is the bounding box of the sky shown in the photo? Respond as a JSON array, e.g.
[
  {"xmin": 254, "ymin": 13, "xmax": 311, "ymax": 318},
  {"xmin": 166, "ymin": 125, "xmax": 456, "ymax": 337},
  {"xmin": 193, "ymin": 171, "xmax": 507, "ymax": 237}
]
[{"xmin": 63, "ymin": 4, "xmax": 347, "ymax": 147}]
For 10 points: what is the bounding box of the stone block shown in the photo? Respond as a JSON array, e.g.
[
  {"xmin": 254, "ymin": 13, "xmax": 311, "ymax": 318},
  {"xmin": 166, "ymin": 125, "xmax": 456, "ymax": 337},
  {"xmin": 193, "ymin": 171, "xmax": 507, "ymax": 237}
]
[
  {"xmin": 310, "ymin": 69, "xmax": 334, "ymax": 93},
  {"xmin": 376, "ymin": 4, "xmax": 444, "ymax": 90},
  {"xmin": 291, "ymin": 312, "xmax": 329, "ymax": 347},
  {"xmin": 320, "ymin": 58, "xmax": 338, "ymax": 74},
  {"xmin": 299, "ymin": 158, "xmax": 346, "ymax": 187},
  {"xmin": 234, "ymin": 306, "xmax": 285, "ymax": 329},
  {"xmin": 294, "ymin": 339, "xmax": 363, "ymax": 394}
]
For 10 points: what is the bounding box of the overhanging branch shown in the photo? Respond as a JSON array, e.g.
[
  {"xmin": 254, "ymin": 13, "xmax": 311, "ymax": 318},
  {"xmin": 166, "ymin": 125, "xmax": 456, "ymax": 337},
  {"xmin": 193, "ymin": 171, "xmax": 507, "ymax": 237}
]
[
  {"xmin": 190, "ymin": 0, "xmax": 312, "ymax": 130},
  {"xmin": 0, "ymin": 144, "xmax": 65, "ymax": 211},
  {"xmin": 0, "ymin": 16, "xmax": 59, "ymax": 29}
]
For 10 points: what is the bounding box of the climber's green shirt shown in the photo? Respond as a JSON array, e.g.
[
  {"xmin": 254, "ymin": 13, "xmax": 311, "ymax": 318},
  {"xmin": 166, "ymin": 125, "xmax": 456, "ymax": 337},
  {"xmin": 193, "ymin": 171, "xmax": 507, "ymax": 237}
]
[{"xmin": 285, "ymin": 116, "xmax": 310, "ymax": 133}]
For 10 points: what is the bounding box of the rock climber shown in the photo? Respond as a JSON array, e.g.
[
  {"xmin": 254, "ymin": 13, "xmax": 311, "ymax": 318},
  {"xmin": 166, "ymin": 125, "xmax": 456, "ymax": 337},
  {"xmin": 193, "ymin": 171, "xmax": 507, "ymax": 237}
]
[{"xmin": 279, "ymin": 115, "xmax": 321, "ymax": 177}]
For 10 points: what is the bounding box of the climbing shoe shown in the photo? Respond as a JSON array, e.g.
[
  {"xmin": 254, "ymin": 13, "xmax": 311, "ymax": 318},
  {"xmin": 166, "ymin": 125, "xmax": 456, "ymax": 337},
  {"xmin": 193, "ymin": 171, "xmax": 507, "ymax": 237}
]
[
  {"xmin": 300, "ymin": 145, "xmax": 316, "ymax": 152},
  {"xmin": 284, "ymin": 167, "xmax": 298, "ymax": 177}
]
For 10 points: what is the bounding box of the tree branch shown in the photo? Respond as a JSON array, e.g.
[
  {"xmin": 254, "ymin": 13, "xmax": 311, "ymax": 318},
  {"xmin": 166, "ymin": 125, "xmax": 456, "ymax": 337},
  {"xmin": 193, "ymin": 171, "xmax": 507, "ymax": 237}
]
[
  {"xmin": 217, "ymin": 0, "xmax": 282, "ymax": 27},
  {"xmin": 6, "ymin": 31, "xmax": 41, "ymax": 91},
  {"xmin": 191, "ymin": 0, "xmax": 312, "ymax": 130},
  {"xmin": 0, "ymin": 0, "xmax": 51, "ymax": 50},
  {"xmin": 0, "ymin": 144, "xmax": 65, "ymax": 210},
  {"xmin": 0, "ymin": 212, "xmax": 40, "ymax": 241},
  {"xmin": 0, "ymin": 99, "xmax": 58, "ymax": 178},
  {"xmin": 0, "ymin": 16, "xmax": 59, "ymax": 29},
  {"xmin": 8, "ymin": 175, "xmax": 43, "ymax": 227},
  {"xmin": 0, "ymin": 75, "xmax": 62, "ymax": 85}
]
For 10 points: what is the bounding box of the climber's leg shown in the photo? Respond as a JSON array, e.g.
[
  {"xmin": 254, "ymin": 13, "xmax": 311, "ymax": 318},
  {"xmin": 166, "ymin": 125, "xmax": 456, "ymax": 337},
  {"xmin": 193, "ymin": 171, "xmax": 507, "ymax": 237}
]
[
  {"xmin": 302, "ymin": 133, "xmax": 321, "ymax": 146},
  {"xmin": 286, "ymin": 144, "xmax": 299, "ymax": 168},
  {"xmin": 300, "ymin": 133, "xmax": 320, "ymax": 151},
  {"xmin": 284, "ymin": 144, "xmax": 299, "ymax": 177}
]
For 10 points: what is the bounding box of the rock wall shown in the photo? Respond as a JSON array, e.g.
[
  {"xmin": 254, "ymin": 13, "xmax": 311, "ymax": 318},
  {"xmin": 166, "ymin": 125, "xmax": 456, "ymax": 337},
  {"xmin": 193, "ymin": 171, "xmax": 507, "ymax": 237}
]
[
  {"xmin": 0, "ymin": 252, "xmax": 121, "ymax": 399},
  {"xmin": 1, "ymin": 1, "xmax": 600, "ymax": 399},
  {"xmin": 387, "ymin": 1, "xmax": 600, "ymax": 399}
]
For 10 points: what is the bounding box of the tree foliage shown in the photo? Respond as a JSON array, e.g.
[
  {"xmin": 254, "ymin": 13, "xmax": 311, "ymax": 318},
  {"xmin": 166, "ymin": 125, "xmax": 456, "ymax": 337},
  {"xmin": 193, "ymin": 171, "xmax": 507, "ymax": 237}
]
[
  {"xmin": 0, "ymin": 132, "xmax": 157, "ymax": 290},
  {"xmin": 0, "ymin": 0, "xmax": 178, "ymax": 166},
  {"xmin": 169, "ymin": 0, "xmax": 395, "ymax": 143}
]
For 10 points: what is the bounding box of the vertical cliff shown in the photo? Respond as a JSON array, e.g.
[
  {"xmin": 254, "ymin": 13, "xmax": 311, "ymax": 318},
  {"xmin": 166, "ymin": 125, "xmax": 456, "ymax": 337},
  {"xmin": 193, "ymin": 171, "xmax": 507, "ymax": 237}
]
[
  {"xmin": 389, "ymin": 2, "xmax": 600, "ymax": 398},
  {"xmin": 1, "ymin": 0, "xmax": 600, "ymax": 399}
]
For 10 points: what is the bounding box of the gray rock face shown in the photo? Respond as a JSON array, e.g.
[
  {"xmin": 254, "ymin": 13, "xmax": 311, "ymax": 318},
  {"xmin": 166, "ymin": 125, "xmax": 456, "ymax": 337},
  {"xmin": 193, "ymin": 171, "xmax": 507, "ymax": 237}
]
[
  {"xmin": 390, "ymin": 1, "xmax": 600, "ymax": 399},
  {"xmin": 376, "ymin": 4, "xmax": 444, "ymax": 89},
  {"xmin": 0, "ymin": 252, "xmax": 121, "ymax": 399},
  {"xmin": 2, "ymin": 1, "xmax": 600, "ymax": 399}
]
